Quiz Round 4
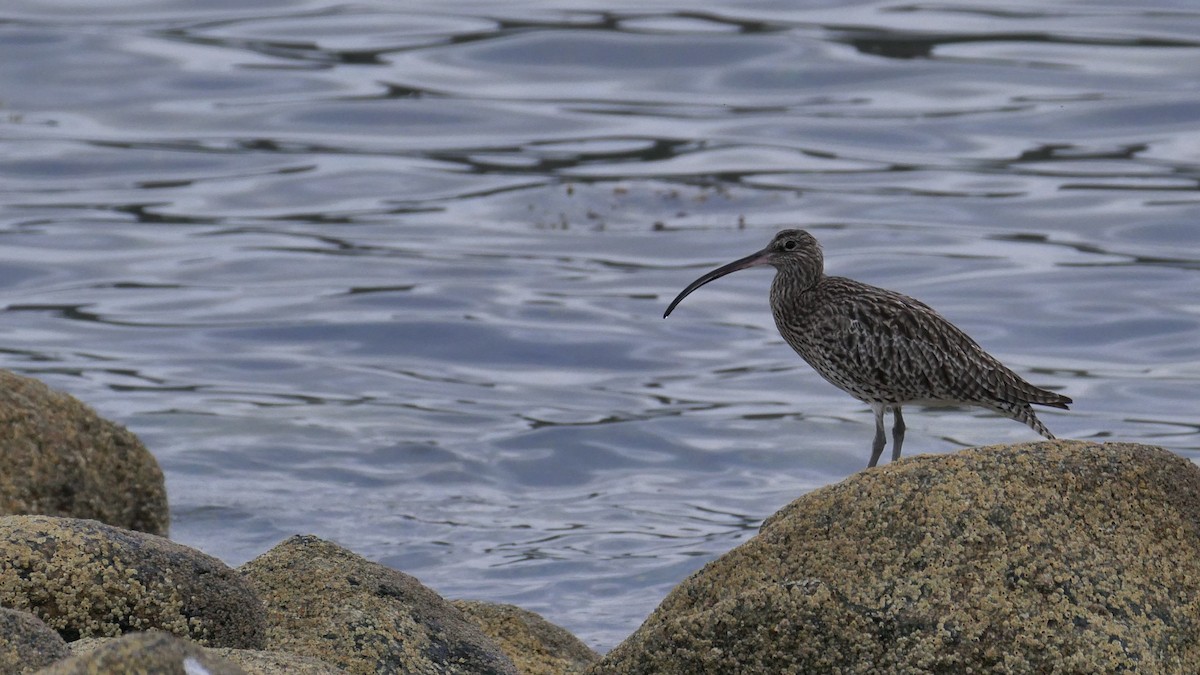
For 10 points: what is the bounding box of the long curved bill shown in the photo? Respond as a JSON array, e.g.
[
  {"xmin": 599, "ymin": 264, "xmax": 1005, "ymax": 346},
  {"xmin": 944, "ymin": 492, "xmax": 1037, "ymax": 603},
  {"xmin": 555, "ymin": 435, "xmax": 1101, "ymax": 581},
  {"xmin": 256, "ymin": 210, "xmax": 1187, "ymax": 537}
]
[{"xmin": 663, "ymin": 248, "xmax": 772, "ymax": 318}]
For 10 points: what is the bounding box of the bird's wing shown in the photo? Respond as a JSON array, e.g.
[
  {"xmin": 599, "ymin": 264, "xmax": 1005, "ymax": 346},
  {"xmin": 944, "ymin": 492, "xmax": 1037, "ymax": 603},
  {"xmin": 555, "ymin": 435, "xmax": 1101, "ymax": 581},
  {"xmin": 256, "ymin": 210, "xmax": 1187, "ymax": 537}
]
[{"xmin": 803, "ymin": 278, "xmax": 1047, "ymax": 406}]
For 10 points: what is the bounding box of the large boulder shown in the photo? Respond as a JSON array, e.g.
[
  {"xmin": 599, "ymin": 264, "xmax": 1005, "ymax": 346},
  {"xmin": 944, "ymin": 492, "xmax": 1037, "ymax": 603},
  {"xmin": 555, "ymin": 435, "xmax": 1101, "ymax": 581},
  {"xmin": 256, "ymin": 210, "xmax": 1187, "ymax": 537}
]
[
  {"xmin": 592, "ymin": 441, "xmax": 1200, "ymax": 673},
  {"xmin": 240, "ymin": 535, "xmax": 518, "ymax": 675},
  {"xmin": 0, "ymin": 370, "xmax": 167, "ymax": 535},
  {"xmin": 0, "ymin": 515, "xmax": 267, "ymax": 647}
]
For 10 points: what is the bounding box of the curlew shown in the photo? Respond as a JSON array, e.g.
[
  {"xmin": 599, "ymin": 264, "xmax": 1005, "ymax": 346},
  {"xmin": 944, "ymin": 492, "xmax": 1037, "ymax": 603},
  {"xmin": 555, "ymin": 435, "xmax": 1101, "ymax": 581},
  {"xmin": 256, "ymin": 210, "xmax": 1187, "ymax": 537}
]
[{"xmin": 663, "ymin": 229, "xmax": 1071, "ymax": 467}]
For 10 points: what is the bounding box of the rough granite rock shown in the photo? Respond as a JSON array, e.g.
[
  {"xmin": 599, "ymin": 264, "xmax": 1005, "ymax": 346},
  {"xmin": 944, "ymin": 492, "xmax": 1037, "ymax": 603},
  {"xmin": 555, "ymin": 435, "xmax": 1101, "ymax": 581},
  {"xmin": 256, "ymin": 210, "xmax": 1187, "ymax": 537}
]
[
  {"xmin": 0, "ymin": 606, "xmax": 70, "ymax": 672},
  {"xmin": 0, "ymin": 370, "xmax": 168, "ymax": 535},
  {"xmin": 67, "ymin": 638, "xmax": 347, "ymax": 674},
  {"xmin": 240, "ymin": 535, "xmax": 518, "ymax": 675},
  {"xmin": 452, "ymin": 600, "xmax": 599, "ymax": 675},
  {"xmin": 38, "ymin": 631, "xmax": 247, "ymax": 675},
  {"xmin": 0, "ymin": 515, "xmax": 267, "ymax": 648},
  {"xmin": 591, "ymin": 441, "xmax": 1200, "ymax": 674},
  {"xmin": 210, "ymin": 648, "xmax": 349, "ymax": 675}
]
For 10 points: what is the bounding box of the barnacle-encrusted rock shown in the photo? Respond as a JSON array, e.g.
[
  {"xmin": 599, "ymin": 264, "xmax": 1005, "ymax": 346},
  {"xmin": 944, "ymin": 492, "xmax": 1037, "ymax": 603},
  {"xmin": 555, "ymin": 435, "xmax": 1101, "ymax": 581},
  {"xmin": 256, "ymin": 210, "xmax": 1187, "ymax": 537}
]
[
  {"xmin": 0, "ymin": 370, "xmax": 167, "ymax": 535},
  {"xmin": 452, "ymin": 600, "xmax": 599, "ymax": 674},
  {"xmin": 0, "ymin": 606, "xmax": 70, "ymax": 672},
  {"xmin": 0, "ymin": 515, "xmax": 266, "ymax": 647},
  {"xmin": 593, "ymin": 441, "xmax": 1200, "ymax": 674},
  {"xmin": 241, "ymin": 535, "xmax": 518, "ymax": 675}
]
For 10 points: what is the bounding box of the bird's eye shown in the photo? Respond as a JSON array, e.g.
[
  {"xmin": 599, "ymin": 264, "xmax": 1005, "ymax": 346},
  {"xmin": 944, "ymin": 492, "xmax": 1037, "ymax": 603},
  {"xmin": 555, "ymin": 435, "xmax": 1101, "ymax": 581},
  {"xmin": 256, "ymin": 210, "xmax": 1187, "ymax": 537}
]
[{"xmin": 783, "ymin": 240, "xmax": 797, "ymax": 251}]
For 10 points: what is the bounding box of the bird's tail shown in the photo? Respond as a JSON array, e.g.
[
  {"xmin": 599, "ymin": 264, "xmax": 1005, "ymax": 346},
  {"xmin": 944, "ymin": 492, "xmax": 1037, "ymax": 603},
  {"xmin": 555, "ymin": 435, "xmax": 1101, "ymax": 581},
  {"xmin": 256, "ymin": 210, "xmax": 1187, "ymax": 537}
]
[
  {"xmin": 1029, "ymin": 388, "xmax": 1072, "ymax": 410},
  {"xmin": 989, "ymin": 400, "xmax": 1057, "ymax": 439},
  {"xmin": 1009, "ymin": 380, "xmax": 1072, "ymax": 410}
]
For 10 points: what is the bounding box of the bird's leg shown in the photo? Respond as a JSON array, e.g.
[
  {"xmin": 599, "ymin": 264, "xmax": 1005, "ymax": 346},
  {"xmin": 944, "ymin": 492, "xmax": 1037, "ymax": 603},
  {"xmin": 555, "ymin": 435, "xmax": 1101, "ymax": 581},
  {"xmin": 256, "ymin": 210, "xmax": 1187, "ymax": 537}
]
[
  {"xmin": 868, "ymin": 403, "xmax": 886, "ymax": 468},
  {"xmin": 891, "ymin": 407, "xmax": 905, "ymax": 462}
]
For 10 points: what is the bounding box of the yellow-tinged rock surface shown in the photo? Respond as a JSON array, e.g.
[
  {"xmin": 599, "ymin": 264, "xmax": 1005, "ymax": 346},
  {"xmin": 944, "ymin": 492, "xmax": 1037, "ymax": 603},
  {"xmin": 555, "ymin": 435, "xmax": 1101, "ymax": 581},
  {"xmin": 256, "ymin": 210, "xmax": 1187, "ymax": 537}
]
[
  {"xmin": 240, "ymin": 535, "xmax": 519, "ymax": 675},
  {"xmin": 593, "ymin": 441, "xmax": 1200, "ymax": 674},
  {"xmin": 0, "ymin": 515, "xmax": 267, "ymax": 648},
  {"xmin": 0, "ymin": 370, "xmax": 167, "ymax": 535},
  {"xmin": 452, "ymin": 599, "xmax": 599, "ymax": 675}
]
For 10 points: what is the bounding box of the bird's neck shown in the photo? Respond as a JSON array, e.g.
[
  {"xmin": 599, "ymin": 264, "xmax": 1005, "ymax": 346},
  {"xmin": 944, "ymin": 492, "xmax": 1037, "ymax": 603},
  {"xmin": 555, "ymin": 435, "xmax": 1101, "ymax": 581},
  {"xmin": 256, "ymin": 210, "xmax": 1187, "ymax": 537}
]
[{"xmin": 769, "ymin": 265, "xmax": 822, "ymax": 311}]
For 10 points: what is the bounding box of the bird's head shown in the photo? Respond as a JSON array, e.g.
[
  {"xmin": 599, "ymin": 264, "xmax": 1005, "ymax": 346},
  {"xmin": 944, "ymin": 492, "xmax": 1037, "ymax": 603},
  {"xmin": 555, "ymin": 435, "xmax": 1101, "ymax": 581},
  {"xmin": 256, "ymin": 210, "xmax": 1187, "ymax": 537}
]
[{"xmin": 663, "ymin": 229, "xmax": 824, "ymax": 318}]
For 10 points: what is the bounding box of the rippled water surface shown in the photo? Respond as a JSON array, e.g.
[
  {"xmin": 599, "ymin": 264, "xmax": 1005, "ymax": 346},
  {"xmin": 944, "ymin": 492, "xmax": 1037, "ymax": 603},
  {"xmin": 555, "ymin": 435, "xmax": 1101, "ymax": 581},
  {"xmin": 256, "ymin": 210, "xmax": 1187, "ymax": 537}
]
[{"xmin": 3, "ymin": 0, "xmax": 1199, "ymax": 650}]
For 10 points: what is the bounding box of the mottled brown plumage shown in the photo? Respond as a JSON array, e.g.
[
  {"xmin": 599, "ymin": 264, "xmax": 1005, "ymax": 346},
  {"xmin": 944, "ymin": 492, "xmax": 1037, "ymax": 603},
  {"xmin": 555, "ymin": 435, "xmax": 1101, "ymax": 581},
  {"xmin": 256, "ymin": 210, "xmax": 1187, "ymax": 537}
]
[{"xmin": 664, "ymin": 229, "xmax": 1071, "ymax": 467}]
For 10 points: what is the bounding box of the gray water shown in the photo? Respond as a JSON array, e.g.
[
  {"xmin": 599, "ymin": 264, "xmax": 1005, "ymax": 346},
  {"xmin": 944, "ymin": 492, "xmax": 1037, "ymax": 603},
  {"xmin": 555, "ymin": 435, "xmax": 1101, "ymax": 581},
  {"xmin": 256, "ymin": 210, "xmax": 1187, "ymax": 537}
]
[{"xmin": 2, "ymin": 0, "xmax": 1198, "ymax": 651}]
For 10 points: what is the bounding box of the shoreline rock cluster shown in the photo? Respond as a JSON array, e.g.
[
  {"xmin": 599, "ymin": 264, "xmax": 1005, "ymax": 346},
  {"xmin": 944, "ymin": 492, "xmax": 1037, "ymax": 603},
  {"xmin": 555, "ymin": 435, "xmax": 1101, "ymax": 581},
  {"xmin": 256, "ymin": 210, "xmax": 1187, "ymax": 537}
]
[
  {"xmin": 3, "ymin": 370, "xmax": 1198, "ymax": 673},
  {"xmin": 0, "ymin": 371, "xmax": 596, "ymax": 673}
]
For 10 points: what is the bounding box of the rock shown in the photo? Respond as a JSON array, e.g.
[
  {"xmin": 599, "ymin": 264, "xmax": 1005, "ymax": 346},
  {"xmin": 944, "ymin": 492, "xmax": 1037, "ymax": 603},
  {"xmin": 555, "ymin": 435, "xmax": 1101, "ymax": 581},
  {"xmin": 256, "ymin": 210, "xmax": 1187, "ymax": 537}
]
[
  {"xmin": 0, "ymin": 606, "xmax": 70, "ymax": 672},
  {"xmin": 64, "ymin": 637, "xmax": 108, "ymax": 655},
  {"xmin": 591, "ymin": 441, "xmax": 1200, "ymax": 674},
  {"xmin": 0, "ymin": 515, "xmax": 267, "ymax": 648},
  {"xmin": 36, "ymin": 631, "xmax": 246, "ymax": 674},
  {"xmin": 240, "ymin": 535, "xmax": 518, "ymax": 675},
  {"xmin": 65, "ymin": 638, "xmax": 346, "ymax": 674},
  {"xmin": 209, "ymin": 648, "xmax": 348, "ymax": 675},
  {"xmin": 0, "ymin": 370, "xmax": 168, "ymax": 535},
  {"xmin": 452, "ymin": 600, "xmax": 599, "ymax": 675}
]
